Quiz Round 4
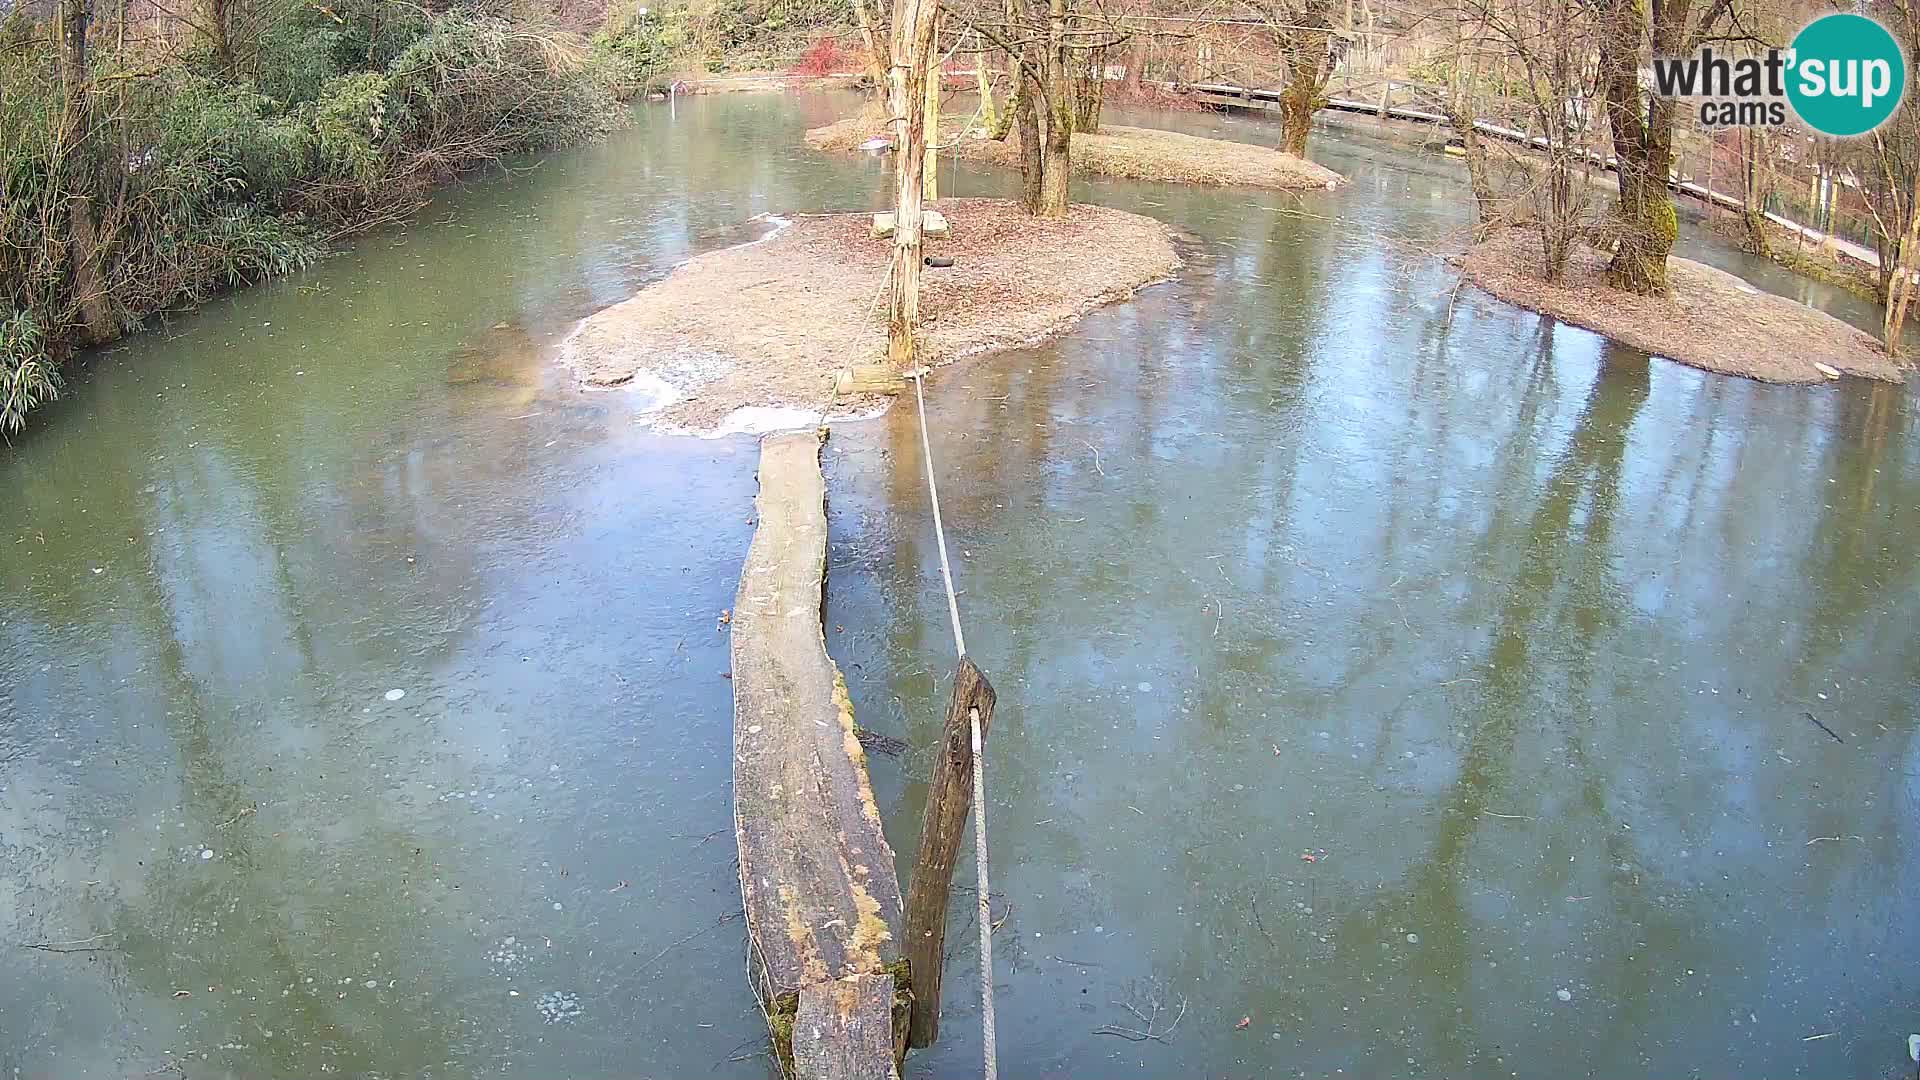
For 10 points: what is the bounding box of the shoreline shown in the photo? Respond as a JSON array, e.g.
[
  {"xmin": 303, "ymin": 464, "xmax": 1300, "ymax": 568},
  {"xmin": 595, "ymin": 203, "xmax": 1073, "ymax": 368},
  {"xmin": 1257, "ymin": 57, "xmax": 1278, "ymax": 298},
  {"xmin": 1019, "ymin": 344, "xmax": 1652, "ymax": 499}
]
[{"xmin": 805, "ymin": 115, "xmax": 1346, "ymax": 191}]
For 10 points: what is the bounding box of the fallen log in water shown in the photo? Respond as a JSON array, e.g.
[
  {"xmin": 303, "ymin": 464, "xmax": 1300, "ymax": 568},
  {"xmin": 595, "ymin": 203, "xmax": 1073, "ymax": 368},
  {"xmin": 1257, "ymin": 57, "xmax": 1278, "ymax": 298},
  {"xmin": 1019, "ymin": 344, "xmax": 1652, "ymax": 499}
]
[{"xmin": 731, "ymin": 428, "xmax": 908, "ymax": 1079}]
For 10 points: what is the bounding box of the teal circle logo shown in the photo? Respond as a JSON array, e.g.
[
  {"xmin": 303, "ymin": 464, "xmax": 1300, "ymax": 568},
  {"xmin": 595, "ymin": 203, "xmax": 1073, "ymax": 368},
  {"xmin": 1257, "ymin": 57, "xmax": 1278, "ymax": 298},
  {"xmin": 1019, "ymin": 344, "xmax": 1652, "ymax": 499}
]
[{"xmin": 1787, "ymin": 13, "xmax": 1906, "ymax": 137}]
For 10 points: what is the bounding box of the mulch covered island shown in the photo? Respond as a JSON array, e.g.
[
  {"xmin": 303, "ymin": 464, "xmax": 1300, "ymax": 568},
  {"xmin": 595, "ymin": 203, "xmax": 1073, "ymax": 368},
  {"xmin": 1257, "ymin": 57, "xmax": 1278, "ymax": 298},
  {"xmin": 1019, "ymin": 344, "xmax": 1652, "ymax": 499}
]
[
  {"xmin": 1460, "ymin": 228, "xmax": 1906, "ymax": 384},
  {"xmin": 806, "ymin": 116, "xmax": 1346, "ymax": 191},
  {"xmin": 559, "ymin": 198, "xmax": 1181, "ymax": 434}
]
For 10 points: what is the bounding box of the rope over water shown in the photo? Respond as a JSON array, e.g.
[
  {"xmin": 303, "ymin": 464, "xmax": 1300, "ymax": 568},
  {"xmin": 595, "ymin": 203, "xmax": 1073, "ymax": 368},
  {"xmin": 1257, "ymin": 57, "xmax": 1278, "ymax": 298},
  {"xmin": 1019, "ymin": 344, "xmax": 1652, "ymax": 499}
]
[{"xmin": 908, "ymin": 367, "xmax": 997, "ymax": 1080}]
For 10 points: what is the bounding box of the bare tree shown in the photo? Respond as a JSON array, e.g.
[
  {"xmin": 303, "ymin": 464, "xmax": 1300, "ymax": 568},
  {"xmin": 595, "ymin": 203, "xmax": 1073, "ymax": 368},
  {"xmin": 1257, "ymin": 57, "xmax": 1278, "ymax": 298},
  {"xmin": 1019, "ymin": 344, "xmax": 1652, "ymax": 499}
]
[
  {"xmin": 1591, "ymin": 0, "xmax": 1743, "ymax": 294},
  {"xmin": 967, "ymin": 0, "xmax": 1124, "ymax": 215},
  {"xmin": 854, "ymin": 0, "xmax": 891, "ymax": 84},
  {"xmin": 1854, "ymin": 0, "xmax": 1920, "ymax": 350},
  {"xmin": 886, "ymin": 0, "xmax": 940, "ymax": 367},
  {"xmin": 1734, "ymin": 126, "xmax": 1777, "ymax": 257},
  {"xmin": 1451, "ymin": 0, "xmax": 1601, "ymax": 279},
  {"xmin": 1256, "ymin": 0, "xmax": 1343, "ymax": 157},
  {"xmin": 56, "ymin": 0, "xmax": 116, "ymax": 345}
]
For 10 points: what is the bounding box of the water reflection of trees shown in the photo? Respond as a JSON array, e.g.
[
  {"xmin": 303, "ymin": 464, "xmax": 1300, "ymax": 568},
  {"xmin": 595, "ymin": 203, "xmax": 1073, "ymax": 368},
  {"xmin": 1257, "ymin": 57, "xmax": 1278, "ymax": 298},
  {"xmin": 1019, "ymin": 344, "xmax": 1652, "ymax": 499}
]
[{"xmin": 0, "ymin": 323, "xmax": 595, "ymax": 1077}]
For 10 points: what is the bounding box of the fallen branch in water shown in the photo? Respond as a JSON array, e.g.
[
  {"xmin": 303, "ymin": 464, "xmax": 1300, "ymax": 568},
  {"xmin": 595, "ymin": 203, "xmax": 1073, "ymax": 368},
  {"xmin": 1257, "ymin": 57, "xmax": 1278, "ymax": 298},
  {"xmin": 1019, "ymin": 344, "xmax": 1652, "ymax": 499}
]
[
  {"xmin": 1804, "ymin": 711, "xmax": 1844, "ymax": 744},
  {"xmin": 1095, "ymin": 994, "xmax": 1187, "ymax": 1043},
  {"xmin": 634, "ymin": 910, "xmax": 743, "ymax": 974},
  {"xmin": 854, "ymin": 726, "xmax": 907, "ymax": 757},
  {"xmin": 20, "ymin": 933, "xmax": 116, "ymax": 953}
]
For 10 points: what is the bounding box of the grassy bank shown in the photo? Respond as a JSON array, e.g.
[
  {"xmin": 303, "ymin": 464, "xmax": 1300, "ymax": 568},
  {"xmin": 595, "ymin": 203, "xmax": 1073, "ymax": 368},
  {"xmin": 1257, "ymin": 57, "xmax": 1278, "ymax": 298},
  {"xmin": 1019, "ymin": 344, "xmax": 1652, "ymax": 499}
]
[{"xmin": 0, "ymin": 0, "xmax": 686, "ymax": 435}]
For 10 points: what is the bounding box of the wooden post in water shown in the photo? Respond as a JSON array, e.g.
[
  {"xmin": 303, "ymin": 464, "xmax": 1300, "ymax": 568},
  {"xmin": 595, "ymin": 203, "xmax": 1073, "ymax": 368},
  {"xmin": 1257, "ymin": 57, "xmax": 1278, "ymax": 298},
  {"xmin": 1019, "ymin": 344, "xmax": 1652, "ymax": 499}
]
[{"xmin": 902, "ymin": 657, "xmax": 996, "ymax": 1048}]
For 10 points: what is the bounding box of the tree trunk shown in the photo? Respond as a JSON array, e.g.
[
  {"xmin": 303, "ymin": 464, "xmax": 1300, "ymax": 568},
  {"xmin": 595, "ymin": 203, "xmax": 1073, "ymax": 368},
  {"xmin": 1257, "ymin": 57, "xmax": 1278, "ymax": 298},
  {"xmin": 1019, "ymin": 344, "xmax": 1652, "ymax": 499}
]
[
  {"xmin": 1596, "ymin": 0, "xmax": 1678, "ymax": 295},
  {"xmin": 58, "ymin": 0, "xmax": 116, "ymax": 346},
  {"xmin": 1451, "ymin": 113, "xmax": 1498, "ymax": 239},
  {"xmin": 1883, "ymin": 172, "xmax": 1920, "ymax": 352},
  {"xmin": 924, "ymin": 22, "xmax": 939, "ymax": 202},
  {"xmin": 205, "ymin": 0, "xmax": 237, "ymax": 73},
  {"xmin": 1444, "ymin": 18, "xmax": 1496, "ymax": 238},
  {"xmin": 1038, "ymin": 116, "xmax": 1070, "ymax": 215},
  {"xmin": 886, "ymin": 0, "xmax": 938, "ymax": 369},
  {"xmin": 1274, "ymin": 0, "xmax": 1335, "ymax": 159},
  {"xmin": 1014, "ymin": 70, "xmax": 1043, "ymax": 209},
  {"xmin": 1734, "ymin": 129, "xmax": 1772, "ymax": 257},
  {"xmin": 1024, "ymin": 0, "xmax": 1071, "ymax": 217},
  {"xmin": 1278, "ymin": 77, "xmax": 1316, "ymax": 156},
  {"xmin": 1071, "ymin": 44, "xmax": 1105, "ymax": 132},
  {"xmin": 976, "ymin": 43, "xmax": 997, "ymax": 135},
  {"xmin": 853, "ymin": 0, "xmax": 889, "ymax": 88}
]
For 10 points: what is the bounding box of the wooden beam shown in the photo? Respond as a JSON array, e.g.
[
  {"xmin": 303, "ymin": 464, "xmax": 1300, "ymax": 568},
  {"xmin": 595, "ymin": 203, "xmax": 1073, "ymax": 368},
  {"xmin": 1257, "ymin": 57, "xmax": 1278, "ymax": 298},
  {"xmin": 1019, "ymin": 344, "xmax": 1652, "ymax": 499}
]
[
  {"xmin": 732, "ymin": 429, "xmax": 907, "ymax": 1079},
  {"xmin": 793, "ymin": 974, "xmax": 903, "ymax": 1080},
  {"xmin": 902, "ymin": 657, "xmax": 997, "ymax": 1048},
  {"xmin": 836, "ymin": 364, "xmax": 910, "ymax": 397}
]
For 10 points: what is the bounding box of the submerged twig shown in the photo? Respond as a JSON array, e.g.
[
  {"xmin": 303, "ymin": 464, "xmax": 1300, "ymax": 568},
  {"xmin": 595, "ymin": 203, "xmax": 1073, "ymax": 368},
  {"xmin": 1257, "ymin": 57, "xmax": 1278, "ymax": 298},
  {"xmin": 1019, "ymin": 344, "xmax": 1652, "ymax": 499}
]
[
  {"xmin": 20, "ymin": 933, "xmax": 116, "ymax": 953},
  {"xmin": 1094, "ymin": 994, "xmax": 1188, "ymax": 1043},
  {"xmin": 1081, "ymin": 439, "xmax": 1106, "ymax": 477},
  {"xmin": 1804, "ymin": 711, "xmax": 1844, "ymax": 743},
  {"xmin": 635, "ymin": 910, "xmax": 744, "ymax": 974},
  {"xmin": 854, "ymin": 727, "xmax": 907, "ymax": 757}
]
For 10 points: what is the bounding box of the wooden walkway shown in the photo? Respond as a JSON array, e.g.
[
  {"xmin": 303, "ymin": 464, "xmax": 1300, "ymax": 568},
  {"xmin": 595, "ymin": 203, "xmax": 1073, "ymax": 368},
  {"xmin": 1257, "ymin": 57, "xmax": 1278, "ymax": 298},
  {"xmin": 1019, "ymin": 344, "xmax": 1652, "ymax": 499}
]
[
  {"xmin": 1183, "ymin": 79, "xmax": 1883, "ymax": 270},
  {"xmin": 731, "ymin": 429, "xmax": 907, "ymax": 1080}
]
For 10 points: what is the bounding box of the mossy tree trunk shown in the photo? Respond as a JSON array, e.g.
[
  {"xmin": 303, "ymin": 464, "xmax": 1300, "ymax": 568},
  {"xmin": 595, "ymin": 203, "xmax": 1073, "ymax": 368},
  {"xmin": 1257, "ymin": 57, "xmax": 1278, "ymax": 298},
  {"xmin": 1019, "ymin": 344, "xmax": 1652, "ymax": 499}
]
[
  {"xmin": 203, "ymin": 0, "xmax": 238, "ymax": 74},
  {"xmin": 1272, "ymin": 0, "xmax": 1337, "ymax": 159},
  {"xmin": 1441, "ymin": 3, "xmax": 1505, "ymax": 240},
  {"xmin": 975, "ymin": 42, "xmax": 998, "ymax": 134},
  {"xmin": 1033, "ymin": 0, "xmax": 1073, "ymax": 216},
  {"xmin": 1071, "ymin": 43, "xmax": 1106, "ymax": 133},
  {"xmin": 1277, "ymin": 78, "xmax": 1317, "ymax": 157},
  {"xmin": 1453, "ymin": 117, "xmax": 1499, "ymax": 239},
  {"xmin": 1594, "ymin": 0, "xmax": 1720, "ymax": 296},
  {"xmin": 1012, "ymin": 63, "xmax": 1043, "ymax": 208},
  {"xmin": 1038, "ymin": 108, "xmax": 1071, "ymax": 215},
  {"xmin": 992, "ymin": 0, "xmax": 1075, "ymax": 216}
]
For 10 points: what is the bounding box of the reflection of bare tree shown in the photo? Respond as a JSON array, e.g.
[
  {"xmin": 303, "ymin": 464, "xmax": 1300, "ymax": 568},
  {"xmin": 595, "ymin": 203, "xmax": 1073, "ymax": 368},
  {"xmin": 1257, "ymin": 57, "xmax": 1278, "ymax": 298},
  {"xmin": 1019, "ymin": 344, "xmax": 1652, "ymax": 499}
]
[
  {"xmin": 76, "ymin": 466, "xmax": 470, "ymax": 1079},
  {"xmin": 1320, "ymin": 346, "xmax": 1654, "ymax": 1074},
  {"xmin": 110, "ymin": 617, "xmax": 460, "ymax": 1079},
  {"xmin": 1797, "ymin": 381, "xmax": 1916, "ymax": 644}
]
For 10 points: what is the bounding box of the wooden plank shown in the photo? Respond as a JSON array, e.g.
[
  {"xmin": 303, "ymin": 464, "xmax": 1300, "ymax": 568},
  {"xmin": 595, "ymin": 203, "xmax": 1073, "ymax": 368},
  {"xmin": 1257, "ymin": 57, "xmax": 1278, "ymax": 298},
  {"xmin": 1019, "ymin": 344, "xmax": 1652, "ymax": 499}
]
[
  {"xmin": 792, "ymin": 974, "xmax": 903, "ymax": 1080},
  {"xmin": 902, "ymin": 657, "xmax": 996, "ymax": 1048},
  {"xmin": 870, "ymin": 210, "xmax": 951, "ymax": 238},
  {"xmin": 732, "ymin": 428, "xmax": 906, "ymax": 1078},
  {"xmin": 835, "ymin": 364, "xmax": 908, "ymax": 397}
]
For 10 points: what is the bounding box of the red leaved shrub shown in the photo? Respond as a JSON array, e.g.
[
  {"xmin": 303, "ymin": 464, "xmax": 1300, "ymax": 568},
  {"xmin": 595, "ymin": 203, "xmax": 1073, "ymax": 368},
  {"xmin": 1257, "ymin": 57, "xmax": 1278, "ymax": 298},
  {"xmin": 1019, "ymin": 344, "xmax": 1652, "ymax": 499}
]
[{"xmin": 793, "ymin": 37, "xmax": 848, "ymax": 77}]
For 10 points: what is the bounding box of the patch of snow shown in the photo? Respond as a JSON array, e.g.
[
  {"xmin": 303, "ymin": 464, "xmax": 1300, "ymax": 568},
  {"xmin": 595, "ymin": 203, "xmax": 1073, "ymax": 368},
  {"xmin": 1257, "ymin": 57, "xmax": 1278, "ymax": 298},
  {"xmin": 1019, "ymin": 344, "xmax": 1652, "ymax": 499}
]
[
  {"xmin": 703, "ymin": 405, "xmax": 823, "ymax": 439},
  {"xmin": 620, "ymin": 369, "xmax": 682, "ymax": 413},
  {"xmin": 740, "ymin": 213, "xmax": 794, "ymax": 249}
]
